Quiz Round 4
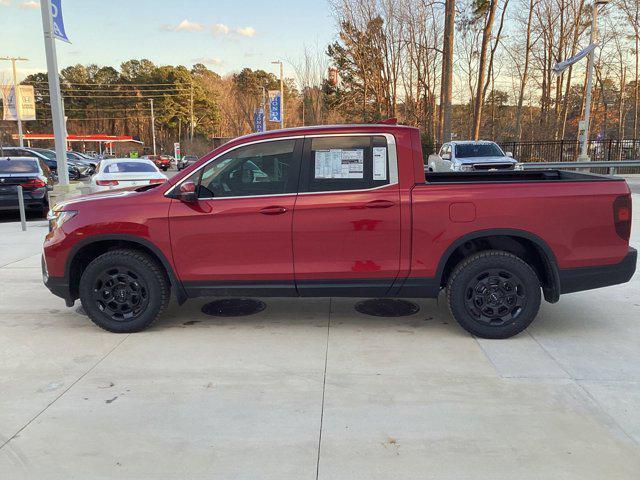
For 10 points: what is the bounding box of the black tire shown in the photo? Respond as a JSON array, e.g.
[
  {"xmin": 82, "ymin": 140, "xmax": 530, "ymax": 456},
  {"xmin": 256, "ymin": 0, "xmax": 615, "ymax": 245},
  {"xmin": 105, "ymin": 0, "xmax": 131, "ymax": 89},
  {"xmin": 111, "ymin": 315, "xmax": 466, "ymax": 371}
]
[
  {"xmin": 447, "ymin": 250, "xmax": 541, "ymax": 339},
  {"xmin": 79, "ymin": 249, "xmax": 170, "ymax": 333}
]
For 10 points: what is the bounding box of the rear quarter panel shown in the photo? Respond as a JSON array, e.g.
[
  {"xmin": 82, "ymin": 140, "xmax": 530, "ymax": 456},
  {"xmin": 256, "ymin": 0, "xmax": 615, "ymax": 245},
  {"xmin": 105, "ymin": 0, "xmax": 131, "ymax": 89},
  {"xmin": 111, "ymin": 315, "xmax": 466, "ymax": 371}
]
[{"xmin": 409, "ymin": 179, "xmax": 631, "ymax": 279}]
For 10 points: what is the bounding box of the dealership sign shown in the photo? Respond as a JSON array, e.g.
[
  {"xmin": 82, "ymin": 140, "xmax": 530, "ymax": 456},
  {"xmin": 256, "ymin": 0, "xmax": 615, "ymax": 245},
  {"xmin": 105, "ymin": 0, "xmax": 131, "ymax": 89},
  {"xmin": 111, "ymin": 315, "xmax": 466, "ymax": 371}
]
[
  {"xmin": 1, "ymin": 85, "xmax": 36, "ymax": 121},
  {"xmin": 268, "ymin": 90, "xmax": 281, "ymax": 123},
  {"xmin": 254, "ymin": 107, "xmax": 265, "ymax": 132}
]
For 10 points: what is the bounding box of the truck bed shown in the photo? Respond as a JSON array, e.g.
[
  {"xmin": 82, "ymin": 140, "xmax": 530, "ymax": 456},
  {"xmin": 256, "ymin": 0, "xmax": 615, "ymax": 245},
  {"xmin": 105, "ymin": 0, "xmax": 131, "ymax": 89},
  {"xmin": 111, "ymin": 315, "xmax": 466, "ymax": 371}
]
[{"xmin": 423, "ymin": 169, "xmax": 623, "ymax": 184}]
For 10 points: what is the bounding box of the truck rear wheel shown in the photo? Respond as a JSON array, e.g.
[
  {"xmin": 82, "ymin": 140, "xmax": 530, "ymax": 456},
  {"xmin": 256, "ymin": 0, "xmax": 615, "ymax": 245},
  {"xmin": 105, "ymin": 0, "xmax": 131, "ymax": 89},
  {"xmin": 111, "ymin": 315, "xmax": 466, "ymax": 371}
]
[
  {"xmin": 447, "ymin": 250, "xmax": 541, "ymax": 339},
  {"xmin": 79, "ymin": 249, "xmax": 169, "ymax": 333}
]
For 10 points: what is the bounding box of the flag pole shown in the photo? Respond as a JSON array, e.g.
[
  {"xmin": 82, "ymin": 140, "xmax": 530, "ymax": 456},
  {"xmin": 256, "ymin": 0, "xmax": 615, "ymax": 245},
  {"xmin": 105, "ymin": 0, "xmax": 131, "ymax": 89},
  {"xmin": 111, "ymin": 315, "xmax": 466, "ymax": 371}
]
[{"xmin": 39, "ymin": 0, "xmax": 69, "ymax": 185}]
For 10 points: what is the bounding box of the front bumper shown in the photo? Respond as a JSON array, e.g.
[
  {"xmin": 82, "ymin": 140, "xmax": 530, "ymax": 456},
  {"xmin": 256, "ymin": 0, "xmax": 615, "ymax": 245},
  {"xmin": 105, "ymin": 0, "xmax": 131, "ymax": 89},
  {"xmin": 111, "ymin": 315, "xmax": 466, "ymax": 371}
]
[
  {"xmin": 559, "ymin": 247, "xmax": 637, "ymax": 294},
  {"xmin": 42, "ymin": 255, "xmax": 74, "ymax": 307}
]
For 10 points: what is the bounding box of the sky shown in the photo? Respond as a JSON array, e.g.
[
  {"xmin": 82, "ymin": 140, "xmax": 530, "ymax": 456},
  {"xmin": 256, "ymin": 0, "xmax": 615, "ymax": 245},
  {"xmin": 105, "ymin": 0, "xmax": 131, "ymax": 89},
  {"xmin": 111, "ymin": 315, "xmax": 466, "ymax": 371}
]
[{"xmin": 0, "ymin": 0, "xmax": 336, "ymax": 83}]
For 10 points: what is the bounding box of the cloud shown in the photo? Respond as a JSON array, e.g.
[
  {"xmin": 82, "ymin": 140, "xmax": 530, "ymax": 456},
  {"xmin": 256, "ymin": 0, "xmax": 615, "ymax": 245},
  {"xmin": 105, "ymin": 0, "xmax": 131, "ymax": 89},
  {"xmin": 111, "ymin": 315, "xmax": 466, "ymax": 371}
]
[
  {"xmin": 211, "ymin": 23, "xmax": 230, "ymax": 36},
  {"xmin": 192, "ymin": 57, "xmax": 223, "ymax": 66},
  {"xmin": 211, "ymin": 23, "xmax": 256, "ymax": 38},
  {"xmin": 235, "ymin": 26, "xmax": 256, "ymax": 38},
  {"xmin": 162, "ymin": 19, "xmax": 204, "ymax": 32},
  {"xmin": 19, "ymin": 0, "xmax": 38, "ymax": 8}
]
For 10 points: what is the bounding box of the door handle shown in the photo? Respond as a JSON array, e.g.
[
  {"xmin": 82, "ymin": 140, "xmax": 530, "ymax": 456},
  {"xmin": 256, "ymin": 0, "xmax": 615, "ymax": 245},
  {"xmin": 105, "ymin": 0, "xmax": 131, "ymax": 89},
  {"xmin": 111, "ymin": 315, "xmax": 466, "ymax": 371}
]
[
  {"xmin": 364, "ymin": 200, "xmax": 395, "ymax": 209},
  {"xmin": 259, "ymin": 206, "xmax": 288, "ymax": 215}
]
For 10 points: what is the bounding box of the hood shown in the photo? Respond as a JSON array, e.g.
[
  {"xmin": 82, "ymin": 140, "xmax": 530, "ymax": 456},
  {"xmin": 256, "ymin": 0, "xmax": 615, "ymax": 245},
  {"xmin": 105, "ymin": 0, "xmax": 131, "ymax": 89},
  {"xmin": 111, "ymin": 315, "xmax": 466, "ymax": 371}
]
[
  {"xmin": 458, "ymin": 156, "xmax": 516, "ymax": 165},
  {"xmin": 54, "ymin": 186, "xmax": 140, "ymax": 211}
]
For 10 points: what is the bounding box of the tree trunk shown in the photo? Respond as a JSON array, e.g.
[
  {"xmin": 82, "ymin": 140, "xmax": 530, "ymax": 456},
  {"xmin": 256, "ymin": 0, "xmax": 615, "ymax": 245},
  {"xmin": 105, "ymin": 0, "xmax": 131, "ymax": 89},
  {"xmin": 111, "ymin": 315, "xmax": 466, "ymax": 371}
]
[
  {"xmin": 515, "ymin": 0, "xmax": 534, "ymax": 141},
  {"xmin": 440, "ymin": 0, "xmax": 455, "ymax": 143},
  {"xmin": 472, "ymin": 0, "xmax": 498, "ymax": 140}
]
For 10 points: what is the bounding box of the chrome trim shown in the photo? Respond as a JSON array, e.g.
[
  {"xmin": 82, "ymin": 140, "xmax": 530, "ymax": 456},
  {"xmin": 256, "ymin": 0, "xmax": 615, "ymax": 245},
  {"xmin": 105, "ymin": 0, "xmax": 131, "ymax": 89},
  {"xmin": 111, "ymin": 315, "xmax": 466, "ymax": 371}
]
[{"xmin": 166, "ymin": 132, "xmax": 399, "ymax": 199}]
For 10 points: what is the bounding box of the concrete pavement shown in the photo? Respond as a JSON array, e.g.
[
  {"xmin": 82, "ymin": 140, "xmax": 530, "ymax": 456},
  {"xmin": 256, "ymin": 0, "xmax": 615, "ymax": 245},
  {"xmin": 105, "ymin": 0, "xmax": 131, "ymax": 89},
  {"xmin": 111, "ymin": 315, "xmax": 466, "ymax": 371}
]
[{"xmin": 0, "ymin": 196, "xmax": 639, "ymax": 479}]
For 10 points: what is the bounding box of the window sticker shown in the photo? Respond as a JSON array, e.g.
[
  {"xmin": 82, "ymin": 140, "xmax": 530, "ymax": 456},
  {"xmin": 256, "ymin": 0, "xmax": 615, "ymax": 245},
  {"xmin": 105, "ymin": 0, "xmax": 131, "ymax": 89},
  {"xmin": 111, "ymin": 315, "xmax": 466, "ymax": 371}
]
[
  {"xmin": 372, "ymin": 147, "xmax": 387, "ymax": 180},
  {"xmin": 314, "ymin": 149, "xmax": 364, "ymax": 179}
]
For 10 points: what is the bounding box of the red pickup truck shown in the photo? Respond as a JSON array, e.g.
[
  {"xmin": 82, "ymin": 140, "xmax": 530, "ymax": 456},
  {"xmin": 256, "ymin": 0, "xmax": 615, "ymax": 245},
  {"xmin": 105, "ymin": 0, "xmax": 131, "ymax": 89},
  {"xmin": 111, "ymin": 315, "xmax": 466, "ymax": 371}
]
[{"xmin": 42, "ymin": 125, "xmax": 636, "ymax": 338}]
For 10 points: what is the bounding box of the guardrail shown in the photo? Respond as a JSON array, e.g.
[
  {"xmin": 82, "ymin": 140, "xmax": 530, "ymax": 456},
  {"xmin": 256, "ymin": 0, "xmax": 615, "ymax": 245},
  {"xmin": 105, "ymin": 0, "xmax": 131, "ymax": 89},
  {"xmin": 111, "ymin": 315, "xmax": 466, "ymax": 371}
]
[{"xmin": 522, "ymin": 160, "xmax": 640, "ymax": 175}]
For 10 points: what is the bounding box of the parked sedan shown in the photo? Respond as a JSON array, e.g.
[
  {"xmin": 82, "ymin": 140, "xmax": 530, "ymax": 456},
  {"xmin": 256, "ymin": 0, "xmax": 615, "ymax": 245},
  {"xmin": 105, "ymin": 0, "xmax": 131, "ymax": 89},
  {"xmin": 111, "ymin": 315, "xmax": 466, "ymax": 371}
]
[
  {"xmin": 0, "ymin": 157, "xmax": 54, "ymax": 217},
  {"xmin": 1, "ymin": 147, "xmax": 86, "ymax": 180},
  {"xmin": 428, "ymin": 141, "xmax": 523, "ymax": 172},
  {"xmin": 177, "ymin": 155, "xmax": 199, "ymax": 170},
  {"xmin": 91, "ymin": 158, "xmax": 167, "ymax": 191}
]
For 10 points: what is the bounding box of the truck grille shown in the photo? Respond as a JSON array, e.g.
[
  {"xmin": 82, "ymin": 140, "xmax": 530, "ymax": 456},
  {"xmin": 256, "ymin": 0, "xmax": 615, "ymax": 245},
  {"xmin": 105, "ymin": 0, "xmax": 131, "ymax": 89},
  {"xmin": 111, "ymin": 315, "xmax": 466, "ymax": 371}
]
[{"xmin": 472, "ymin": 163, "xmax": 514, "ymax": 171}]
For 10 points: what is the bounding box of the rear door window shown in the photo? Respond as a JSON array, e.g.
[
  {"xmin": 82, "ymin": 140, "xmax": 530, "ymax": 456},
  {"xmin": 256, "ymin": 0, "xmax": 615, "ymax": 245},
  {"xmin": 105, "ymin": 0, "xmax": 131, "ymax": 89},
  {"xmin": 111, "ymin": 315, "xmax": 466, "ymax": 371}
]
[{"xmin": 300, "ymin": 135, "xmax": 391, "ymax": 192}]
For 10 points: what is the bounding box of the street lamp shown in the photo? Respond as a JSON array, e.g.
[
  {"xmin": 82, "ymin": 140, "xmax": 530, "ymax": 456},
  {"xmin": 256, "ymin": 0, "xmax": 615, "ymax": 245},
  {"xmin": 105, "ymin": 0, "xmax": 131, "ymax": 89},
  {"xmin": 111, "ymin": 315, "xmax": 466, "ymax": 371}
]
[
  {"xmin": 0, "ymin": 56, "xmax": 28, "ymax": 147},
  {"xmin": 271, "ymin": 60, "xmax": 284, "ymax": 129},
  {"xmin": 579, "ymin": 0, "xmax": 609, "ymax": 161}
]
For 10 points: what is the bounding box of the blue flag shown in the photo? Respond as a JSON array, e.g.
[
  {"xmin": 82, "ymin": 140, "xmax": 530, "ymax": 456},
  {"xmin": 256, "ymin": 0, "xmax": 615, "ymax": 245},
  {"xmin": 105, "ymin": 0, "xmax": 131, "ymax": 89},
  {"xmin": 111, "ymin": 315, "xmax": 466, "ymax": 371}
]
[
  {"xmin": 254, "ymin": 108, "xmax": 265, "ymax": 133},
  {"xmin": 268, "ymin": 90, "xmax": 281, "ymax": 123},
  {"xmin": 51, "ymin": 0, "xmax": 70, "ymax": 43}
]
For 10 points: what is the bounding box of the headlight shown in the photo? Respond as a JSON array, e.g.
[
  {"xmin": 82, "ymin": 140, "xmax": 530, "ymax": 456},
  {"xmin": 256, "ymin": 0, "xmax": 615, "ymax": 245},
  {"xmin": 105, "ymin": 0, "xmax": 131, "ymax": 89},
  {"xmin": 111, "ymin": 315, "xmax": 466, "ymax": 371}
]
[
  {"xmin": 454, "ymin": 164, "xmax": 473, "ymax": 172},
  {"xmin": 47, "ymin": 209, "xmax": 77, "ymax": 231},
  {"xmin": 514, "ymin": 163, "xmax": 524, "ymax": 171}
]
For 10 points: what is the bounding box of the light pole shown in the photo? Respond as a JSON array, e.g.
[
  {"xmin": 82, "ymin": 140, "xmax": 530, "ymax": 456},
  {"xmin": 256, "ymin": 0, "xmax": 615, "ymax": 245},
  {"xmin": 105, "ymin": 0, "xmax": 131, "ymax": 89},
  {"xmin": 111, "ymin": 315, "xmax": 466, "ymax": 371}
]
[
  {"xmin": 0, "ymin": 56, "xmax": 28, "ymax": 147},
  {"xmin": 150, "ymin": 98, "xmax": 157, "ymax": 155},
  {"xmin": 271, "ymin": 60, "xmax": 284, "ymax": 129},
  {"xmin": 579, "ymin": 0, "xmax": 609, "ymax": 161}
]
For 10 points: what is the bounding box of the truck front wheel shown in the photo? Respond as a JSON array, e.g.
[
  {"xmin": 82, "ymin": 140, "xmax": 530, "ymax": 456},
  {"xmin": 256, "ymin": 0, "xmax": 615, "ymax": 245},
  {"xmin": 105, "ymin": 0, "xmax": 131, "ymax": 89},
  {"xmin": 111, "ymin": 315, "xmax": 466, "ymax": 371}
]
[
  {"xmin": 79, "ymin": 249, "xmax": 169, "ymax": 333},
  {"xmin": 447, "ymin": 250, "xmax": 541, "ymax": 339}
]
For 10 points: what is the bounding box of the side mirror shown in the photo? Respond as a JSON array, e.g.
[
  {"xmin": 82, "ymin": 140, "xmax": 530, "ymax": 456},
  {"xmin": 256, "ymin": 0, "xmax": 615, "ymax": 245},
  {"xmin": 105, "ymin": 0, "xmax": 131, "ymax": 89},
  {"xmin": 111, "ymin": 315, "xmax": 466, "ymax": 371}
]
[
  {"xmin": 505, "ymin": 151, "xmax": 513, "ymax": 157},
  {"xmin": 176, "ymin": 181, "xmax": 198, "ymax": 202},
  {"xmin": 441, "ymin": 153, "xmax": 451, "ymax": 160}
]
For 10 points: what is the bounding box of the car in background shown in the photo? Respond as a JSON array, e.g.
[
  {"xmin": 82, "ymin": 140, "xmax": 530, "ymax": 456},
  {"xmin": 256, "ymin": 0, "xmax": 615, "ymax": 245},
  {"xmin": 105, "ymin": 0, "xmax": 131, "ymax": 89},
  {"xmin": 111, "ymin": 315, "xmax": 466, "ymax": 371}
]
[
  {"xmin": 177, "ymin": 155, "xmax": 199, "ymax": 170},
  {"xmin": 1, "ymin": 146, "xmax": 86, "ymax": 180},
  {"xmin": 141, "ymin": 155, "xmax": 172, "ymax": 171},
  {"xmin": 0, "ymin": 157, "xmax": 54, "ymax": 217},
  {"xmin": 91, "ymin": 158, "xmax": 167, "ymax": 191},
  {"xmin": 66, "ymin": 151, "xmax": 98, "ymax": 174},
  {"xmin": 427, "ymin": 141, "xmax": 522, "ymax": 172}
]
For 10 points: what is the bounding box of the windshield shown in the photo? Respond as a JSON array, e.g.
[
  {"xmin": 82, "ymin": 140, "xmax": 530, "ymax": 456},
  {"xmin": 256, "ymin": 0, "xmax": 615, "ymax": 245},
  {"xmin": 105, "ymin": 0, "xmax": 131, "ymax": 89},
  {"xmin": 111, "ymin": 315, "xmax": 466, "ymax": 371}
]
[
  {"xmin": 455, "ymin": 143, "xmax": 503, "ymax": 158},
  {"xmin": 103, "ymin": 161, "xmax": 157, "ymax": 173},
  {"xmin": 0, "ymin": 159, "xmax": 38, "ymax": 173}
]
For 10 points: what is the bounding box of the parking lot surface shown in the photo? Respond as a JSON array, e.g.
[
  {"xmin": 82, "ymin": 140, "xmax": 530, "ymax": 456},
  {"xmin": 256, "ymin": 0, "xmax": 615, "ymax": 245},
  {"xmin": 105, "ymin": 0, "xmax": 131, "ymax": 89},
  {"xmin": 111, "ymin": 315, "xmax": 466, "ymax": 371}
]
[{"xmin": 0, "ymin": 194, "xmax": 639, "ymax": 479}]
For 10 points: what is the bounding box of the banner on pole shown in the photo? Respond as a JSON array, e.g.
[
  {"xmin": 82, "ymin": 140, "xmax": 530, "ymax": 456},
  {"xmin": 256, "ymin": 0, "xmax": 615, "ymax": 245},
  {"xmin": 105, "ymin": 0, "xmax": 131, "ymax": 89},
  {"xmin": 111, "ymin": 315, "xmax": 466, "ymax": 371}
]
[
  {"xmin": 1, "ymin": 85, "xmax": 36, "ymax": 121},
  {"xmin": 268, "ymin": 90, "xmax": 281, "ymax": 123},
  {"xmin": 50, "ymin": 0, "xmax": 70, "ymax": 43},
  {"xmin": 254, "ymin": 107, "xmax": 265, "ymax": 132},
  {"xmin": 174, "ymin": 142, "xmax": 181, "ymax": 160},
  {"xmin": 553, "ymin": 43, "xmax": 597, "ymax": 75}
]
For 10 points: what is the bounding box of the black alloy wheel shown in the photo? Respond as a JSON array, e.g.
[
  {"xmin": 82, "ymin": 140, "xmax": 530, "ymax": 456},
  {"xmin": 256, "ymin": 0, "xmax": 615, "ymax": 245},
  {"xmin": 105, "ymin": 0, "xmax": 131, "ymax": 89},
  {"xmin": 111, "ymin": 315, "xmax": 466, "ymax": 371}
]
[
  {"xmin": 92, "ymin": 266, "xmax": 150, "ymax": 321},
  {"xmin": 463, "ymin": 268, "xmax": 526, "ymax": 326}
]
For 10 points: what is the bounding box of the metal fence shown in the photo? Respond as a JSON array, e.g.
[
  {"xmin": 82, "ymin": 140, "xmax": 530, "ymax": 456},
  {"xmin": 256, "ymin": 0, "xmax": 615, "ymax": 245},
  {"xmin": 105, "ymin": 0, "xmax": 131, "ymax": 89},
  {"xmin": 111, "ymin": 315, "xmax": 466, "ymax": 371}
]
[{"xmin": 424, "ymin": 139, "xmax": 640, "ymax": 174}]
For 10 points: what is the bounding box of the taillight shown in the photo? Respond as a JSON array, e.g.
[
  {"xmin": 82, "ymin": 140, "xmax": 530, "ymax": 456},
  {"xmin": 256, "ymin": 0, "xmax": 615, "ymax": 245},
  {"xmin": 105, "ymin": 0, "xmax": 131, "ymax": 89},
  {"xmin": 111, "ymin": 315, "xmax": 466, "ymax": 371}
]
[
  {"xmin": 96, "ymin": 179, "xmax": 119, "ymax": 186},
  {"xmin": 613, "ymin": 195, "xmax": 632, "ymax": 240},
  {"xmin": 21, "ymin": 178, "xmax": 47, "ymax": 189},
  {"xmin": 149, "ymin": 178, "xmax": 166, "ymax": 184}
]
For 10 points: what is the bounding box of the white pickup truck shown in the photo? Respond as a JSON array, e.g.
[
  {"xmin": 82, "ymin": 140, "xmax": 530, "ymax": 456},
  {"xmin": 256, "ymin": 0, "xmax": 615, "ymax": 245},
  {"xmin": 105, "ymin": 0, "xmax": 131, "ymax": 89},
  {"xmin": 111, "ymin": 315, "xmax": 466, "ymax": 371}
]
[{"xmin": 427, "ymin": 140, "xmax": 522, "ymax": 172}]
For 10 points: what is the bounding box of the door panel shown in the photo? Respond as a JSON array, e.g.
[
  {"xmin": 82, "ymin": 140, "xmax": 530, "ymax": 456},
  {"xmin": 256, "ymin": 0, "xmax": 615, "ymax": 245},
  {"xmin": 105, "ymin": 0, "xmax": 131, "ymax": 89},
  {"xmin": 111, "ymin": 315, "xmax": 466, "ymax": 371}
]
[
  {"xmin": 169, "ymin": 195, "xmax": 297, "ymax": 294},
  {"xmin": 168, "ymin": 138, "xmax": 301, "ymax": 296},
  {"xmin": 292, "ymin": 135, "xmax": 401, "ymax": 296}
]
